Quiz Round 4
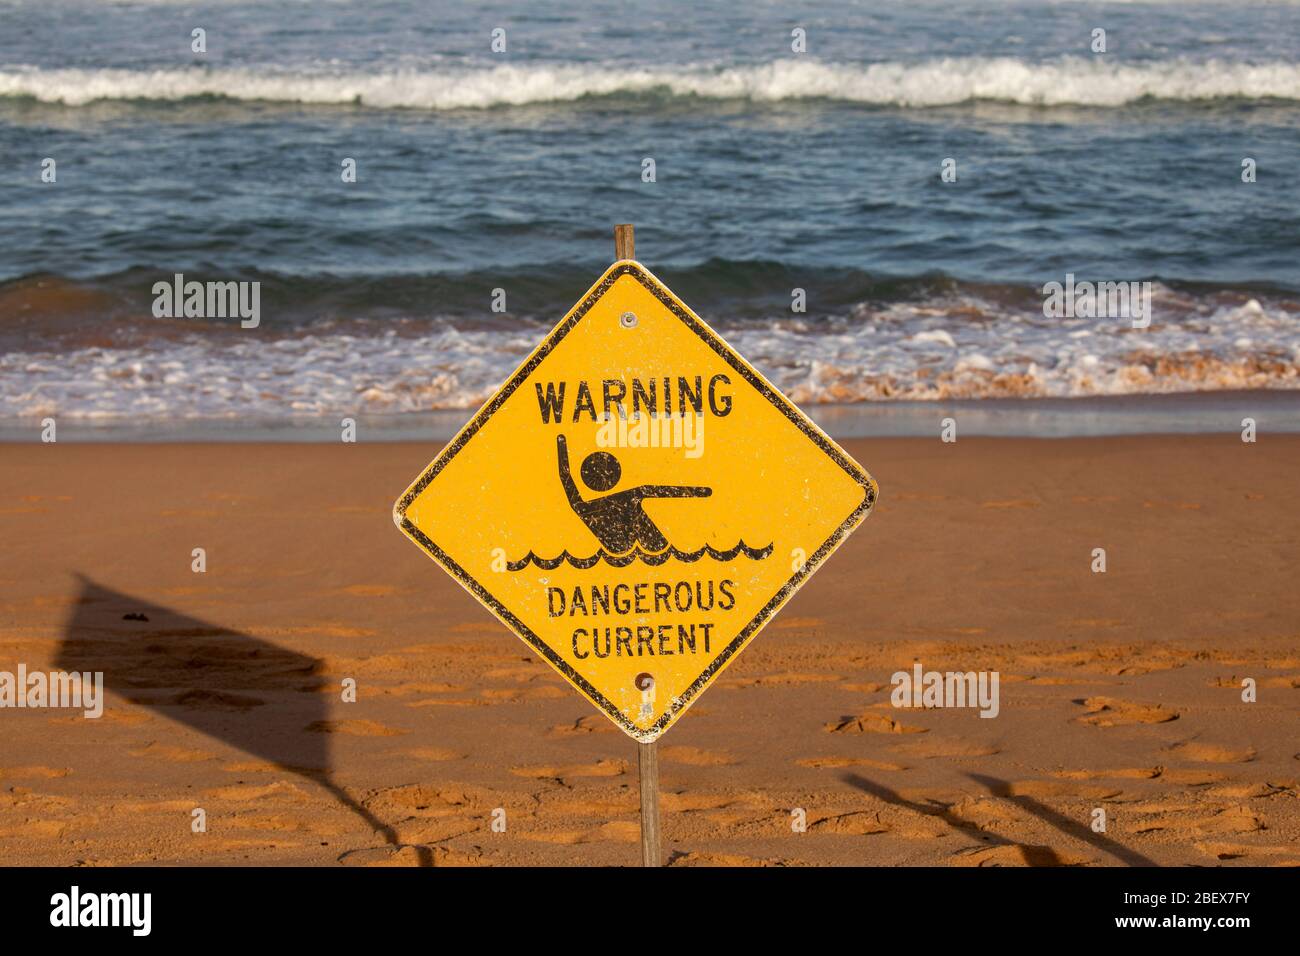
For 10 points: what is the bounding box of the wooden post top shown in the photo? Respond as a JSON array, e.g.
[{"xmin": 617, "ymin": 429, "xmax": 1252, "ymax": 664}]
[{"xmin": 614, "ymin": 223, "xmax": 635, "ymax": 261}]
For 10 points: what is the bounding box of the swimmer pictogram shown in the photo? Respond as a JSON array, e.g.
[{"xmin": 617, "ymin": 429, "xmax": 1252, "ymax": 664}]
[
  {"xmin": 502, "ymin": 436, "xmax": 771, "ymax": 569},
  {"xmin": 558, "ymin": 434, "xmax": 710, "ymax": 553}
]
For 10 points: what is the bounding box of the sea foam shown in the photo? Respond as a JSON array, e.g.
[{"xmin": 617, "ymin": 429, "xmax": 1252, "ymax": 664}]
[
  {"xmin": 3, "ymin": 286, "xmax": 1297, "ymax": 421},
  {"xmin": 2, "ymin": 58, "xmax": 1299, "ymax": 110}
]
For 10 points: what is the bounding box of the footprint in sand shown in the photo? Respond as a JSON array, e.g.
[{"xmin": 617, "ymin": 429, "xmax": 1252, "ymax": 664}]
[
  {"xmin": 1074, "ymin": 696, "xmax": 1179, "ymax": 727},
  {"xmin": 825, "ymin": 712, "xmax": 926, "ymax": 735},
  {"xmin": 1165, "ymin": 740, "xmax": 1256, "ymax": 763},
  {"xmin": 1190, "ymin": 806, "xmax": 1266, "ymax": 835}
]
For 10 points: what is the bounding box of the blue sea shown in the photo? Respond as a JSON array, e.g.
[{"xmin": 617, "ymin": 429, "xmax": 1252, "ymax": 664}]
[{"xmin": 1, "ymin": 0, "xmax": 1298, "ymax": 437}]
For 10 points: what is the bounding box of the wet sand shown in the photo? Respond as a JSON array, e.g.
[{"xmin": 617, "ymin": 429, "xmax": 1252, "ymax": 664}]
[{"xmin": 0, "ymin": 436, "xmax": 1296, "ymax": 866}]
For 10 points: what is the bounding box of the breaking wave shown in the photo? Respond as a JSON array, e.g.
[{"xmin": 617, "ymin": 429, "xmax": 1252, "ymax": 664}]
[
  {"xmin": 1, "ymin": 271, "xmax": 1297, "ymax": 421},
  {"xmin": 3, "ymin": 58, "xmax": 1300, "ymax": 110},
  {"xmin": 506, "ymin": 541, "xmax": 774, "ymax": 570}
]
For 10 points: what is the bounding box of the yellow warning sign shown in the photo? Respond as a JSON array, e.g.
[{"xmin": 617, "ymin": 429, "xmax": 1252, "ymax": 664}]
[{"xmin": 394, "ymin": 261, "xmax": 877, "ymax": 741}]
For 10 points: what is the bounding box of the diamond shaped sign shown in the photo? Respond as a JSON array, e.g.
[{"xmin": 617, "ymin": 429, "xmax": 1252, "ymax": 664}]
[{"xmin": 394, "ymin": 260, "xmax": 877, "ymax": 741}]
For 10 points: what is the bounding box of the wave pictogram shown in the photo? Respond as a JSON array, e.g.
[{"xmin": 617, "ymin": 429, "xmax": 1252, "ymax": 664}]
[{"xmin": 506, "ymin": 540, "xmax": 773, "ymax": 571}]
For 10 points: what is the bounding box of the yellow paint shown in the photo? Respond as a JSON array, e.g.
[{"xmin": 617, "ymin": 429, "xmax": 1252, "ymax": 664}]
[{"xmin": 395, "ymin": 261, "xmax": 876, "ymax": 741}]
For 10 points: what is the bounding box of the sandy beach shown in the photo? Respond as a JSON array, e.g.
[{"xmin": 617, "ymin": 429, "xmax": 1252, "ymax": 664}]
[{"xmin": 0, "ymin": 435, "xmax": 1295, "ymax": 867}]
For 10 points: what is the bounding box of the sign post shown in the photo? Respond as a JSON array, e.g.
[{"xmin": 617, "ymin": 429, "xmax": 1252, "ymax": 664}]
[
  {"xmin": 616, "ymin": 224, "xmax": 663, "ymax": 867},
  {"xmin": 638, "ymin": 726, "xmax": 661, "ymax": 867},
  {"xmin": 394, "ymin": 221, "xmax": 877, "ymax": 866}
]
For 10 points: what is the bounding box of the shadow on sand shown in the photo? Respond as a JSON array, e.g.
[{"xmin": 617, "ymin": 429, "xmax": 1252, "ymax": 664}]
[
  {"xmin": 56, "ymin": 574, "xmax": 430, "ymax": 866},
  {"xmin": 842, "ymin": 771, "xmax": 1156, "ymax": 866}
]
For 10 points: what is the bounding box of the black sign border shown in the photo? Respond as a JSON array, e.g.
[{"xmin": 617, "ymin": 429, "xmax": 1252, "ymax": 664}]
[{"xmin": 395, "ymin": 262, "xmax": 877, "ymax": 741}]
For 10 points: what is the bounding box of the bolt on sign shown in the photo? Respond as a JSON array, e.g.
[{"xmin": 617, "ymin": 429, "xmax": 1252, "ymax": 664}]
[{"xmin": 394, "ymin": 260, "xmax": 877, "ymax": 741}]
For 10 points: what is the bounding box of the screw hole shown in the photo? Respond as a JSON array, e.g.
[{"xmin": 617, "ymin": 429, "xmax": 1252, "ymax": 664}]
[{"xmin": 620, "ymin": 311, "xmax": 638, "ymax": 328}]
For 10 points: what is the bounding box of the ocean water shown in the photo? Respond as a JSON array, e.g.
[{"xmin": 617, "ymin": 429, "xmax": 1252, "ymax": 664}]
[{"xmin": 1, "ymin": 0, "xmax": 1298, "ymax": 434}]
